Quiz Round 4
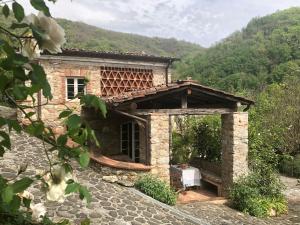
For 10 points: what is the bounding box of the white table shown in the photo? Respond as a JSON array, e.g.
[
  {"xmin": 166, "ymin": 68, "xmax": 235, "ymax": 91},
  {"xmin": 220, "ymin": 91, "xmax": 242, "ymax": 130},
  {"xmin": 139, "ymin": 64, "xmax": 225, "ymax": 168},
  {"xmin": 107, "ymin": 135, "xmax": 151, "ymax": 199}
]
[{"xmin": 170, "ymin": 165, "xmax": 201, "ymax": 188}]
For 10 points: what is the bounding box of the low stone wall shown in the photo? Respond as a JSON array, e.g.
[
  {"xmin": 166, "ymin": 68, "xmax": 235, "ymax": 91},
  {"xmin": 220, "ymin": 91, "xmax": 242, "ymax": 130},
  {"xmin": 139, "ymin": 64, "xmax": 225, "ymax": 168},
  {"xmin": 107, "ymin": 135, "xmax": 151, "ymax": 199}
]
[{"xmin": 90, "ymin": 160, "xmax": 148, "ymax": 187}]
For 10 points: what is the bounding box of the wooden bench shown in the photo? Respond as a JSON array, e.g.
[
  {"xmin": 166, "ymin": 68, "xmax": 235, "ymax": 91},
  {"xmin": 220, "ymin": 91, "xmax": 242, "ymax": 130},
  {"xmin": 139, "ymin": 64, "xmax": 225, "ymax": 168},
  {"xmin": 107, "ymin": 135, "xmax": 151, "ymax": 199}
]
[{"xmin": 200, "ymin": 170, "xmax": 222, "ymax": 196}]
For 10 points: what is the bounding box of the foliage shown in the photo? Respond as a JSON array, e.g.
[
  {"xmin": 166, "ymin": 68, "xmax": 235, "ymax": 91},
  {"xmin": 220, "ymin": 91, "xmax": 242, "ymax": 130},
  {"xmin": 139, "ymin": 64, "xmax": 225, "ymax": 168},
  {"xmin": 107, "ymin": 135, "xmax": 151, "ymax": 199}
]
[
  {"xmin": 0, "ymin": 5, "xmax": 204, "ymax": 59},
  {"xmin": 171, "ymin": 117, "xmax": 197, "ymax": 164},
  {"xmin": 57, "ymin": 18, "xmax": 204, "ymax": 58},
  {"xmin": 230, "ymin": 167, "xmax": 287, "ymax": 217},
  {"xmin": 248, "ymin": 78, "xmax": 300, "ymax": 168},
  {"xmin": 280, "ymin": 154, "xmax": 300, "ymax": 178},
  {"xmin": 171, "ymin": 115, "xmax": 221, "ymax": 164},
  {"xmin": 174, "ymin": 7, "xmax": 300, "ymax": 92},
  {"xmin": 0, "ymin": 0, "xmax": 105, "ymax": 224},
  {"xmin": 192, "ymin": 115, "xmax": 221, "ymax": 162},
  {"xmin": 135, "ymin": 175, "xmax": 177, "ymax": 206}
]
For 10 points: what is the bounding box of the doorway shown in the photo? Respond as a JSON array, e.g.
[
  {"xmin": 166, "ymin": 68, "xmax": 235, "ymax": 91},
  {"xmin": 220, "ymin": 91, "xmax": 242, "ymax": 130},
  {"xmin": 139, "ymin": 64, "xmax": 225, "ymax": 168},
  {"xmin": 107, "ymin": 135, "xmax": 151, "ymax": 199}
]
[{"xmin": 121, "ymin": 122, "xmax": 140, "ymax": 162}]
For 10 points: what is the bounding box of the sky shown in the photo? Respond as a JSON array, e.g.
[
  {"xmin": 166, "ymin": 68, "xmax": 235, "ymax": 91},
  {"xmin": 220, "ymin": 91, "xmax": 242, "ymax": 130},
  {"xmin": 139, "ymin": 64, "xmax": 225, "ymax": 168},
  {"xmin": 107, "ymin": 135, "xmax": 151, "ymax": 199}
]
[{"xmin": 19, "ymin": 0, "xmax": 300, "ymax": 47}]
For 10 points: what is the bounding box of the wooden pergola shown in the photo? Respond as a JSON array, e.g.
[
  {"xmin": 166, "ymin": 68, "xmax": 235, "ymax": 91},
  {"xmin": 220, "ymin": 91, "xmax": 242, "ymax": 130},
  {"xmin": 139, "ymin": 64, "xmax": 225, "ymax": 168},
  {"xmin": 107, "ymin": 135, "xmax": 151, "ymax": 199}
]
[{"xmin": 94, "ymin": 80, "xmax": 254, "ymax": 196}]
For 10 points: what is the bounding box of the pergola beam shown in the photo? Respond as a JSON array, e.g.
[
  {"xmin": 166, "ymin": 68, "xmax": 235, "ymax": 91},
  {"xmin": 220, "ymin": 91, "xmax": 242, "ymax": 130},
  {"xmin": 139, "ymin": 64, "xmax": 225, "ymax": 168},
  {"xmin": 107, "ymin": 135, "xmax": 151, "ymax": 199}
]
[{"xmin": 134, "ymin": 108, "xmax": 235, "ymax": 115}]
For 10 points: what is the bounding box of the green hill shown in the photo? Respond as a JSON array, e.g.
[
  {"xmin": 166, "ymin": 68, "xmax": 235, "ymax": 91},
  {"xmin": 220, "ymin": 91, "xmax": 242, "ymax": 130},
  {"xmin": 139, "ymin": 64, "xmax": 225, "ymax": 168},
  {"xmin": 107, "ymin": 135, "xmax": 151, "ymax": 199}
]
[
  {"xmin": 174, "ymin": 7, "xmax": 300, "ymax": 93},
  {"xmin": 57, "ymin": 19, "xmax": 204, "ymax": 58},
  {"xmin": 0, "ymin": 11, "xmax": 203, "ymax": 58}
]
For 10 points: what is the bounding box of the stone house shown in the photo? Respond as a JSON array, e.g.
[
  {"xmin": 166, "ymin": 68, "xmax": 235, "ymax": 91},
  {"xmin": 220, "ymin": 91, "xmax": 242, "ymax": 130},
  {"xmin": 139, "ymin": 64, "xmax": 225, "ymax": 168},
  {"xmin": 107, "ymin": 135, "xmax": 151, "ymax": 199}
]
[{"xmin": 29, "ymin": 49, "xmax": 253, "ymax": 196}]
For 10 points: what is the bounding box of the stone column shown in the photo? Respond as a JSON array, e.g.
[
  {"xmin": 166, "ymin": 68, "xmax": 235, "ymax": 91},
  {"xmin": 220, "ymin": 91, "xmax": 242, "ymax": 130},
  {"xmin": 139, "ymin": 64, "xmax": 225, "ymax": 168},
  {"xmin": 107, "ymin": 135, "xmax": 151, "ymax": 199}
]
[
  {"xmin": 221, "ymin": 112, "xmax": 249, "ymax": 196},
  {"xmin": 149, "ymin": 113, "xmax": 170, "ymax": 183}
]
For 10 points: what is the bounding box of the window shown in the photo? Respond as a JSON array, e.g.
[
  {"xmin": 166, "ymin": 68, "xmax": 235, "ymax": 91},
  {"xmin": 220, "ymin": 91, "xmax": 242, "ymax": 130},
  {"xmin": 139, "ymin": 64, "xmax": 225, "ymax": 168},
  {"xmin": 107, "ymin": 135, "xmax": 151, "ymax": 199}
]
[
  {"xmin": 66, "ymin": 78, "xmax": 86, "ymax": 100},
  {"xmin": 121, "ymin": 122, "xmax": 140, "ymax": 162}
]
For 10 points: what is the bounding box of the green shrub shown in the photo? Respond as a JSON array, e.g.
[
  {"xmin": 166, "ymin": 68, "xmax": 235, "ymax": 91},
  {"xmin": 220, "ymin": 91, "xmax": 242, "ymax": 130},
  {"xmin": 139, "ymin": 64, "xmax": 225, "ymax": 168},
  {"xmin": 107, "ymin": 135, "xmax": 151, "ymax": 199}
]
[
  {"xmin": 230, "ymin": 168, "xmax": 287, "ymax": 217},
  {"xmin": 280, "ymin": 154, "xmax": 300, "ymax": 178},
  {"xmin": 171, "ymin": 115, "xmax": 221, "ymax": 164},
  {"xmin": 193, "ymin": 115, "xmax": 221, "ymax": 162},
  {"xmin": 135, "ymin": 175, "xmax": 177, "ymax": 206}
]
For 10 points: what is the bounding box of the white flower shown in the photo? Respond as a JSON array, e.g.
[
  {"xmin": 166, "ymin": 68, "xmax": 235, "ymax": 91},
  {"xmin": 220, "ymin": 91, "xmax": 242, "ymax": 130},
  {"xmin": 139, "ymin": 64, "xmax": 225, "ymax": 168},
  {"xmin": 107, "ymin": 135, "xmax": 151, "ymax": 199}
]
[
  {"xmin": 21, "ymin": 38, "xmax": 41, "ymax": 59},
  {"xmin": 24, "ymin": 12, "xmax": 65, "ymax": 54},
  {"xmin": 45, "ymin": 165, "xmax": 73, "ymax": 203},
  {"xmin": 31, "ymin": 203, "xmax": 46, "ymax": 222},
  {"xmin": 19, "ymin": 190, "xmax": 34, "ymax": 200}
]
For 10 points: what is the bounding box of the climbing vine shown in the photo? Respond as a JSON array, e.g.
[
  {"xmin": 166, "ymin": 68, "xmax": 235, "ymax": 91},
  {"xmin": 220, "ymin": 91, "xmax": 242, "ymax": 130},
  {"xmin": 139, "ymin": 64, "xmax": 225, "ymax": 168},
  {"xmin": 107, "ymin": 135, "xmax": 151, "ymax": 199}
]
[{"xmin": 0, "ymin": 1, "xmax": 106, "ymax": 224}]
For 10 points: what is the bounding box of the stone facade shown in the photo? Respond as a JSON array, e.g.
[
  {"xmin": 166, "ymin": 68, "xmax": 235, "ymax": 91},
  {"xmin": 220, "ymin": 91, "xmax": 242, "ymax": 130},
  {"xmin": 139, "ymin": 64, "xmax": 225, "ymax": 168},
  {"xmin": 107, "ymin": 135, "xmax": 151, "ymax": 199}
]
[
  {"xmin": 35, "ymin": 55, "xmax": 170, "ymax": 132},
  {"xmin": 149, "ymin": 113, "xmax": 170, "ymax": 182},
  {"xmin": 221, "ymin": 112, "xmax": 249, "ymax": 196}
]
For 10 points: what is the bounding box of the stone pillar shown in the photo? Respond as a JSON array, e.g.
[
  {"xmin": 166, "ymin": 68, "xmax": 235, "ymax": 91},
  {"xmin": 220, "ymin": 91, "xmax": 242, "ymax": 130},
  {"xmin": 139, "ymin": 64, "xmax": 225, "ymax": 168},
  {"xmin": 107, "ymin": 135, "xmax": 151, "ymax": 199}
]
[
  {"xmin": 221, "ymin": 112, "xmax": 249, "ymax": 196},
  {"xmin": 149, "ymin": 113, "xmax": 170, "ymax": 183}
]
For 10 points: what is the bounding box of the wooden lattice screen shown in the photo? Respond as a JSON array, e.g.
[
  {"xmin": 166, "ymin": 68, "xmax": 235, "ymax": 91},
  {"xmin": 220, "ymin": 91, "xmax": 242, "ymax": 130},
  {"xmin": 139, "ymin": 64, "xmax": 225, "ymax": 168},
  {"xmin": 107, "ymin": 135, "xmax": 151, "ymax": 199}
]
[{"xmin": 100, "ymin": 66, "xmax": 153, "ymax": 96}]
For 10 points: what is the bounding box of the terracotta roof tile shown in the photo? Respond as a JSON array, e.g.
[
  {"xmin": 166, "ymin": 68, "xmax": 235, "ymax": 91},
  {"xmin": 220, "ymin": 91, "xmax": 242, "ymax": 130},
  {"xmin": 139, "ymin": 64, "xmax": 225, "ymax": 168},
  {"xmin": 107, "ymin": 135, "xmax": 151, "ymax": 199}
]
[
  {"xmin": 103, "ymin": 80, "xmax": 254, "ymax": 105},
  {"xmin": 42, "ymin": 48, "xmax": 178, "ymax": 63}
]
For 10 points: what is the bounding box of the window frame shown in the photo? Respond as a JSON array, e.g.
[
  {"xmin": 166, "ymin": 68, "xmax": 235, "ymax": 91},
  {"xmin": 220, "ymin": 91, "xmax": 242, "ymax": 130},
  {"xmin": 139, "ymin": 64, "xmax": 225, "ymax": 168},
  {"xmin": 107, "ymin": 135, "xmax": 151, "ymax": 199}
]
[{"xmin": 65, "ymin": 77, "xmax": 86, "ymax": 100}]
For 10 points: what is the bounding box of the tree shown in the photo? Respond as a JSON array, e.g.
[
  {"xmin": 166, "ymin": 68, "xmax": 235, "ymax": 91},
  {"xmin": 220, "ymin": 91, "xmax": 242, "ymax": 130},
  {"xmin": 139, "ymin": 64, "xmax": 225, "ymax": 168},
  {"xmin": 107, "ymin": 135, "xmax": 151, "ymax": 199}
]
[{"xmin": 0, "ymin": 1, "xmax": 106, "ymax": 224}]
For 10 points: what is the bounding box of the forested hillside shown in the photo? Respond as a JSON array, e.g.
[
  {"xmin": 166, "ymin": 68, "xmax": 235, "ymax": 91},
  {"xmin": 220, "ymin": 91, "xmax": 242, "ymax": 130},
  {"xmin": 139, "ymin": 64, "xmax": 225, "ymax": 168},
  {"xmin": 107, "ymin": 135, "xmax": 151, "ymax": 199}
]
[
  {"xmin": 0, "ymin": 11, "xmax": 203, "ymax": 58},
  {"xmin": 174, "ymin": 7, "xmax": 300, "ymax": 93},
  {"xmin": 57, "ymin": 19, "xmax": 203, "ymax": 58}
]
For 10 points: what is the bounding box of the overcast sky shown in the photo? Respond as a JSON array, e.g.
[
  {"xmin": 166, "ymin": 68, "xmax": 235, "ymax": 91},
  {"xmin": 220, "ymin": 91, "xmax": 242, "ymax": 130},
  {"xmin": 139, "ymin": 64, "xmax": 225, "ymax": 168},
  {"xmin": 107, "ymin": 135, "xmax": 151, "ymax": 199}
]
[{"xmin": 19, "ymin": 0, "xmax": 300, "ymax": 47}]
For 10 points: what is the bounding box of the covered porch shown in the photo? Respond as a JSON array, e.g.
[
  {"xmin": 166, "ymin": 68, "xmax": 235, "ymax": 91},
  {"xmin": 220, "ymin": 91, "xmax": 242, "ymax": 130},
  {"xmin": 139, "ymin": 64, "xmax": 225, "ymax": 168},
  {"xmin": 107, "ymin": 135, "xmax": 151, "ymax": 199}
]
[{"xmin": 85, "ymin": 80, "xmax": 253, "ymax": 196}]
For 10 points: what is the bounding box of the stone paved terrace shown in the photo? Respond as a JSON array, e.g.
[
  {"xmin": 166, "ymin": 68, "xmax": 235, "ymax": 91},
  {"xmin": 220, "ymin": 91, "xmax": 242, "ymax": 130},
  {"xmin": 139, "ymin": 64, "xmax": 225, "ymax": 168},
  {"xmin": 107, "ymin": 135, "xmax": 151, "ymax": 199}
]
[{"xmin": 0, "ymin": 131, "xmax": 299, "ymax": 225}]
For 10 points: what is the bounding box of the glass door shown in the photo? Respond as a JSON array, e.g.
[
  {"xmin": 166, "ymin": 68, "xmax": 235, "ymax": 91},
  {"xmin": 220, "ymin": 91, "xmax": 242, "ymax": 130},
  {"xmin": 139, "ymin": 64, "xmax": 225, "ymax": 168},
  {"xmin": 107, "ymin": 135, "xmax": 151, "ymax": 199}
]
[{"xmin": 121, "ymin": 122, "xmax": 140, "ymax": 162}]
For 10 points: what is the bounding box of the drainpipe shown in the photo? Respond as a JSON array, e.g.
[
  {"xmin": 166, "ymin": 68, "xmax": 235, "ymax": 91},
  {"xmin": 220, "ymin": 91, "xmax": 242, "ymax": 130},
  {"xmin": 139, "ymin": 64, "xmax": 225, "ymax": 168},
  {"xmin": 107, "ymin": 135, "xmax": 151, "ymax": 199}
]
[
  {"xmin": 165, "ymin": 60, "xmax": 172, "ymax": 84},
  {"xmin": 114, "ymin": 109, "xmax": 150, "ymax": 166}
]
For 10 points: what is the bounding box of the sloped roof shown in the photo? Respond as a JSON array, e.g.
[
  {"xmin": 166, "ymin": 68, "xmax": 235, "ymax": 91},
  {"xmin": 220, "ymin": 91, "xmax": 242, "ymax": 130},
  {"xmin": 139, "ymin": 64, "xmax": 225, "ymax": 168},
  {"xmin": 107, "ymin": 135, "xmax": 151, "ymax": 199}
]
[
  {"xmin": 104, "ymin": 80, "xmax": 254, "ymax": 106},
  {"xmin": 42, "ymin": 48, "xmax": 178, "ymax": 63}
]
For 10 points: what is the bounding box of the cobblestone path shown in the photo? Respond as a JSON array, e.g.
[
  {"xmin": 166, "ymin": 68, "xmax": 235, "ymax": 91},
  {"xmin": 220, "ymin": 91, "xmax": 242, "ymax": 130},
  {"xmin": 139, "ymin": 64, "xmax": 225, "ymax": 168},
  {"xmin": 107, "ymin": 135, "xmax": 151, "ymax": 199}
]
[
  {"xmin": 0, "ymin": 132, "xmax": 207, "ymax": 225},
  {"xmin": 176, "ymin": 178, "xmax": 300, "ymax": 225}
]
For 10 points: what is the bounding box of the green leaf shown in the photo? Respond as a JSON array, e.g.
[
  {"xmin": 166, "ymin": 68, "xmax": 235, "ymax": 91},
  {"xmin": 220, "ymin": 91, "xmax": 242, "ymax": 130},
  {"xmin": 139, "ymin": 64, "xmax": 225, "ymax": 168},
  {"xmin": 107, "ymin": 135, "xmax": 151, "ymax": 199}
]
[
  {"xmin": 25, "ymin": 112, "xmax": 35, "ymax": 119},
  {"xmin": 65, "ymin": 182, "xmax": 79, "ymax": 195},
  {"xmin": 78, "ymin": 186, "xmax": 91, "ymax": 203},
  {"xmin": 11, "ymin": 178, "xmax": 33, "ymax": 193},
  {"xmin": 10, "ymin": 195, "xmax": 21, "ymax": 211},
  {"xmin": 23, "ymin": 197, "xmax": 31, "ymax": 208},
  {"xmin": 59, "ymin": 110, "xmax": 73, "ymax": 119},
  {"xmin": 62, "ymin": 163, "xmax": 73, "ymax": 174},
  {"xmin": 57, "ymin": 134, "xmax": 67, "ymax": 146},
  {"xmin": 13, "ymin": 85, "xmax": 28, "ymax": 100},
  {"xmin": 10, "ymin": 23, "xmax": 28, "ymax": 29},
  {"xmin": 13, "ymin": 54, "xmax": 29, "ymax": 65},
  {"xmin": 2, "ymin": 4, "xmax": 9, "ymax": 17},
  {"xmin": 0, "ymin": 131, "xmax": 11, "ymax": 149},
  {"xmin": 80, "ymin": 95, "xmax": 107, "ymax": 118},
  {"xmin": 30, "ymin": 0, "xmax": 51, "ymax": 16},
  {"xmin": 0, "ymin": 146, "xmax": 5, "ymax": 157},
  {"xmin": 13, "ymin": 67, "xmax": 27, "ymax": 81},
  {"xmin": 0, "ymin": 74, "xmax": 10, "ymax": 92},
  {"xmin": 80, "ymin": 218, "xmax": 91, "ymax": 225},
  {"xmin": 6, "ymin": 119, "xmax": 22, "ymax": 133},
  {"xmin": 12, "ymin": 2, "xmax": 25, "ymax": 22},
  {"xmin": 26, "ymin": 122, "xmax": 44, "ymax": 136},
  {"xmin": 2, "ymin": 186, "xmax": 14, "ymax": 203},
  {"xmin": 30, "ymin": 64, "xmax": 52, "ymax": 99},
  {"xmin": 79, "ymin": 151, "xmax": 90, "ymax": 168},
  {"xmin": 30, "ymin": 24, "xmax": 45, "ymax": 47},
  {"xmin": 66, "ymin": 114, "xmax": 81, "ymax": 130}
]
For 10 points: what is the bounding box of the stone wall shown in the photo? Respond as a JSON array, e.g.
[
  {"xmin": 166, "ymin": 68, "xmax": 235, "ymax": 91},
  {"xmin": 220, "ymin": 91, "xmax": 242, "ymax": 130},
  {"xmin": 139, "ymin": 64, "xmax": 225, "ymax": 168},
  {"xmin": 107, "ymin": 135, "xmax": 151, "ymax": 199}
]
[
  {"xmin": 149, "ymin": 113, "xmax": 170, "ymax": 183},
  {"xmin": 0, "ymin": 106, "xmax": 17, "ymax": 120},
  {"xmin": 27, "ymin": 56, "xmax": 170, "ymax": 133},
  {"xmin": 221, "ymin": 112, "xmax": 249, "ymax": 196}
]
